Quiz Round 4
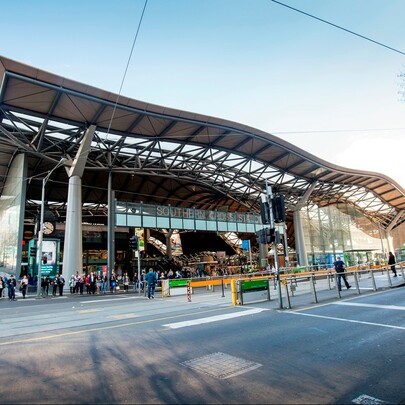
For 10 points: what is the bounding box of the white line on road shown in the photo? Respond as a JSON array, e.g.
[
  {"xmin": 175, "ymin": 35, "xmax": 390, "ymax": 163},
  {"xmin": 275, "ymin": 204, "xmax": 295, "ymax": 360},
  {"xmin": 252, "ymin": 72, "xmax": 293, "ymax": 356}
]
[
  {"xmin": 163, "ymin": 307, "xmax": 268, "ymax": 329},
  {"xmin": 333, "ymin": 302, "xmax": 405, "ymax": 311},
  {"xmin": 285, "ymin": 312, "xmax": 405, "ymax": 330}
]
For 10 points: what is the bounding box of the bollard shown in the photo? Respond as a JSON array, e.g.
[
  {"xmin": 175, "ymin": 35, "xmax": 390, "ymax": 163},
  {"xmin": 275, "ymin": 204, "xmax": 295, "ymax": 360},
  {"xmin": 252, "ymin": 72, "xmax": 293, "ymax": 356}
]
[
  {"xmin": 353, "ymin": 271, "xmax": 360, "ymax": 294},
  {"xmin": 289, "ymin": 278, "xmax": 296, "ymax": 297},
  {"xmin": 238, "ymin": 280, "xmax": 244, "ymax": 305},
  {"xmin": 327, "ymin": 271, "xmax": 332, "ymax": 290},
  {"xmin": 310, "ymin": 275, "xmax": 318, "ymax": 303},
  {"xmin": 186, "ymin": 281, "xmax": 192, "ymax": 302},
  {"xmin": 283, "ymin": 279, "xmax": 291, "ymax": 309},
  {"xmin": 267, "ymin": 278, "xmax": 272, "ymax": 301},
  {"xmin": 386, "ymin": 267, "xmax": 393, "ymax": 287},
  {"xmin": 370, "ymin": 268, "xmax": 377, "ymax": 291},
  {"xmin": 231, "ymin": 280, "xmax": 238, "ymax": 306},
  {"xmin": 334, "ymin": 273, "xmax": 341, "ymax": 299}
]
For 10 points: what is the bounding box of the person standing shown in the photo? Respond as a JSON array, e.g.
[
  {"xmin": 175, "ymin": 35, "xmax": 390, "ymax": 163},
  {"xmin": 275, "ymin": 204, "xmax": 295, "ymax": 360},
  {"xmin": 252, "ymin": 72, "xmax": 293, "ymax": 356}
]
[
  {"xmin": 89, "ymin": 272, "xmax": 96, "ymax": 294},
  {"xmin": 51, "ymin": 276, "xmax": 58, "ymax": 296},
  {"xmin": 109, "ymin": 271, "xmax": 117, "ymax": 294},
  {"xmin": 145, "ymin": 268, "xmax": 157, "ymax": 299},
  {"xmin": 68, "ymin": 276, "xmax": 75, "ymax": 294},
  {"xmin": 41, "ymin": 276, "xmax": 48, "ymax": 297},
  {"xmin": 78, "ymin": 274, "xmax": 85, "ymax": 295},
  {"xmin": 20, "ymin": 275, "xmax": 29, "ymax": 299},
  {"xmin": 333, "ymin": 256, "xmax": 351, "ymax": 292},
  {"xmin": 0, "ymin": 276, "xmax": 4, "ymax": 298},
  {"xmin": 100, "ymin": 273, "xmax": 107, "ymax": 294},
  {"xmin": 7, "ymin": 275, "xmax": 17, "ymax": 301},
  {"xmin": 58, "ymin": 274, "xmax": 65, "ymax": 295},
  {"xmin": 123, "ymin": 272, "xmax": 129, "ymax": 293},
  {"xmin": 388, "ymin": 252, "xmax": 397, "ymax": 277}
]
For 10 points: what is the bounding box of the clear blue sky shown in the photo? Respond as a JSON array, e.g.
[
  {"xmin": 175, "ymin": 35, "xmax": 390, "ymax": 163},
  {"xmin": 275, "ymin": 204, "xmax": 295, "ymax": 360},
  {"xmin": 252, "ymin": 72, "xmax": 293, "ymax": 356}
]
[{"xmin": 1, "ymin": 0, "xmax": 404, "ymax": 187}]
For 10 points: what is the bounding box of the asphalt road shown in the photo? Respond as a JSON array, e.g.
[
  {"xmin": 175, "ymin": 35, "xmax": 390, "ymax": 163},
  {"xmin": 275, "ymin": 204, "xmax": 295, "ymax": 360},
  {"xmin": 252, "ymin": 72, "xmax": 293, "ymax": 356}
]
[{"xmin": 0, "ymin": 285, "xmax": 404, "ymax": 404}]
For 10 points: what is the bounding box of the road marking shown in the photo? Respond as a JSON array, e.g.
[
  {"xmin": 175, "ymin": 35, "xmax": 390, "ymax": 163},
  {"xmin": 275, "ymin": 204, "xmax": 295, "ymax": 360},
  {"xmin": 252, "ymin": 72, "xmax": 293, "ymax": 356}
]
[
  {"xmin": 285, "ymin": 311, "xmax": 405, "ymax": 330},
  {"xmin": 109, "ymin": 313, "xmax": 138, "ymax": 320},
  {"xmin": 334, "ymin": 302, "xmax": 405, "ymax": 311},
  {"xmin": 78, "ymin": 309, "xmax": 102, "ymax": 314},
  {"xmin": 163, "ymin": 308, "xmax": 268, "ymax": 329}
]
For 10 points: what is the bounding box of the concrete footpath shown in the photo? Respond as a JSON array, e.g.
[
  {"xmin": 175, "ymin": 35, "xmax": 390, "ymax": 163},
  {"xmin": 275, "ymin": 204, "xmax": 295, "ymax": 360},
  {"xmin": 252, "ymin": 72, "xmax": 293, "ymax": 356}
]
[{"xmin": 5, "ymin": 270, "xmax": 404, "ymax": 311}]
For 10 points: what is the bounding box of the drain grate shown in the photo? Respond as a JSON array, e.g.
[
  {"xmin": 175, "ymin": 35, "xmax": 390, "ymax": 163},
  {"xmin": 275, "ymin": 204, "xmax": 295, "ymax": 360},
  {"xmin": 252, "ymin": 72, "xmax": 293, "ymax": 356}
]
[
  {"xmin": 181, "ymin": 352, "xmax": 262, "ymax": 379},
  {"xmin": 352, "ymin": 394, "xmax": 387, "ymax": 404}
]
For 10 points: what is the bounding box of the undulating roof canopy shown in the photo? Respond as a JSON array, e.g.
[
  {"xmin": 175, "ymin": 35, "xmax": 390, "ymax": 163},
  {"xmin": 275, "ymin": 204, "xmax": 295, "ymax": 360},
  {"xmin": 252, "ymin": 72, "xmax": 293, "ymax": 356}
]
[{"xmin": 1, "ymin": 55, "xmax": 404, "ymax": 249}]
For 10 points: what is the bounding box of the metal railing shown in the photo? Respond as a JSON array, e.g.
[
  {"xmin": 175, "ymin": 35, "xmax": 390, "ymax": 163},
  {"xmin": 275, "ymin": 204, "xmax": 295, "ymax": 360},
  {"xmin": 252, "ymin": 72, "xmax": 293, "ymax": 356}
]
[{"xmin": 158, "ymin": 262, "xmax": 404, "ymax": 308}]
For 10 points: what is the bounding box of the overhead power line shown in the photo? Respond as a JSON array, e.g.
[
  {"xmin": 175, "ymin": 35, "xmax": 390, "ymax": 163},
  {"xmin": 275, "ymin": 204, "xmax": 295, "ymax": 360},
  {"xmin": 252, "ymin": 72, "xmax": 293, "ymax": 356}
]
[
  {"xmin": 271, "ymin": 0, "xmax": 405, "ymax": 56},
  {"xmin": 106, "ymin": 0, "xmax": 149, "ymax": 140}
]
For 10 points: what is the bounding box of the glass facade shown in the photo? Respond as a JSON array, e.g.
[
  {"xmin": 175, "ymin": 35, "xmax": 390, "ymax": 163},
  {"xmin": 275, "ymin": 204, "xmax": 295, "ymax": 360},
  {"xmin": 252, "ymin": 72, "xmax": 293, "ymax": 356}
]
[
  {"xmin": 302, "ymin": 203, "xmax": 388, "ymax": 268},
  {"xmin": 116, "ymin": 202, "xmax": 263, "ymax": 233},
  {"xmin": 0, "ymin": 154, "xmax": 27, "ymax": 276}
]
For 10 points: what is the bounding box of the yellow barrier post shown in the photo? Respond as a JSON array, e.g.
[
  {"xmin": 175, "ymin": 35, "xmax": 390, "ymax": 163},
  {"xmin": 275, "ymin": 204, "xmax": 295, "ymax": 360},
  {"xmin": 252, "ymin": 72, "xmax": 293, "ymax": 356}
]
[{"xmin": 231, "ymin": 279, "xmax": 238, "ymax": 306}]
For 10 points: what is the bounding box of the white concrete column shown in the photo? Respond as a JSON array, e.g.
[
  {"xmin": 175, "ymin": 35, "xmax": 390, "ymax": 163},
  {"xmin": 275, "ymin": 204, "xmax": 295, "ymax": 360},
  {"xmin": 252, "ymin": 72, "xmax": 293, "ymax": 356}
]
[
  {"xmin": 293, "ymin": 210, "xmax": 308, "ymax": 267},
  {"xmin": 63, "ymin": 175, "xmax": 83, "ymax": 282}
]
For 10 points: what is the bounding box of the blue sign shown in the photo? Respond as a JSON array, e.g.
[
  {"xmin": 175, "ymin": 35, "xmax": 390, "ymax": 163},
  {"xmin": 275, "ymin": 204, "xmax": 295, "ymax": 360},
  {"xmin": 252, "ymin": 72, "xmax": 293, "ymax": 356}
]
[{"xmin": 242, "ymin": 240, "xmax": 249, "ymax": 250}]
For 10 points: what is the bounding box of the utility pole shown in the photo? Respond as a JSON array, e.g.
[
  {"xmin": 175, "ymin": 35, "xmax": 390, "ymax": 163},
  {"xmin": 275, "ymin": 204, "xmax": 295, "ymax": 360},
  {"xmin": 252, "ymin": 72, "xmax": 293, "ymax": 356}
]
[{"xmin": 260, "ymin": 180, "xmax": 286, "ymax": 309}]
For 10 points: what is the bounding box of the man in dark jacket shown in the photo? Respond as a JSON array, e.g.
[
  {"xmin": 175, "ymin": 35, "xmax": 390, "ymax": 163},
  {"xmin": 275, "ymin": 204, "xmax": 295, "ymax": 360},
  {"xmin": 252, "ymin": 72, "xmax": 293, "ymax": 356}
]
[
  {"xmin": 145, "ymin": 268, "xmax": 157, "ymax": 299},
  {"xmin": 388, "ymin": 252, "xmax": 397, "ymax": 277},
  {"xmin": 334, "ymin": 256, "xmax": 351, "ymax": 291},
  {"xmin": 7, "ymin": 274, "xmax": 17, "ymax": 301}
]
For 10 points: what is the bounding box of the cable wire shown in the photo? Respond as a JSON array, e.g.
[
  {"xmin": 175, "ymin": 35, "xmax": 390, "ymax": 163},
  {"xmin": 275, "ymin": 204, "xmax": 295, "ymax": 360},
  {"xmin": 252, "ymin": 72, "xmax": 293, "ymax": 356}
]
[
  {"xmin": 106, "ymin": 0, "xmax": 149, "ymax": 140},
  {"xmin": 271, "ymin": 0, "xmax": 405, "ymax": 56}
]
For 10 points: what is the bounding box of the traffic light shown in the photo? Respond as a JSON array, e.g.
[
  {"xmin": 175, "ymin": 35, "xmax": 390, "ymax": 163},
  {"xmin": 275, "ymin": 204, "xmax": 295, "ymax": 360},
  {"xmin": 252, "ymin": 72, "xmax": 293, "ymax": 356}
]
[
  {"xmin": 272, "ymin": 194, "xmax": 286, "ymax": 223},
  {"xmin": 260, "ymin": 194, "xmax": 270, "ymax": 224},
  {"xmin": 42, "ymin": 256, "xmax": 47, "ymax": 264},
  {"xmin": 30, "ymin": 246, "xmax": 37, "ymax": 257},
  {"xmin": 265, "ymin": 228, "xmax": 275, "ymax": 243},
  {"xmin": 129, "ymin": 236, "xmax": 138, "ymax": 250},
  {"xmin": 256, "ymin": 228, "xmax": 276, "ymax": 244},
  {"xmin": 256, "ymin": 229, "xmax": 266, "ymax": 244}
]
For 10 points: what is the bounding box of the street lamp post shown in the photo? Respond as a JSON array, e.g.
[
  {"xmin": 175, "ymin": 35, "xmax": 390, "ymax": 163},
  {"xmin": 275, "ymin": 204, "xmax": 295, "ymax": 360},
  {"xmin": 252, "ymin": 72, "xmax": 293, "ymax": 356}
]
[{"xmin": 36, "ymin": 158, "xmax": 66, "ymax": 297}]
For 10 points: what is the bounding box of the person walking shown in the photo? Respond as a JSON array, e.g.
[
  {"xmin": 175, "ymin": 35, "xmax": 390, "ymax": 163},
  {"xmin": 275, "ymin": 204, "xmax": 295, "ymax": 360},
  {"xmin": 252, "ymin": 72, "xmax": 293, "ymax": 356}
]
[
  {"xmin": 140, "ymin": 270, "xmax": 146, "ymax": 293},
  {"xmin": 7, "ymin": 274, "xmax": 17, "ymax": 301},
  {"xmin": 388, "ymin": 252, "xmax": 397, "ymax": 277},
  {"xmin": 20, "ymin": 275, "xmax": 29, "ymax": 299},
  {"xmin": 334, "ymin": 256, "xmax": 351, "ymax": 291},
  {"xmin": 145, "ymin": 268, "xmax": 157, "ymax": 299}
]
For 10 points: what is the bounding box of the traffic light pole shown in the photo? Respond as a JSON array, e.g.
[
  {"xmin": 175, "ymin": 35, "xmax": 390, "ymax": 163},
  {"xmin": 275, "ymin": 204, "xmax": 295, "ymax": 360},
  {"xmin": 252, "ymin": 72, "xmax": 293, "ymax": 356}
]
[
  {"xmin": 37, "ymin": 158, "xmax": 66, "ymax": 298},
  {"xmin": 265, "ymin": 180, "xmax": 283, "ymax": 309},
  {"xmin": 136, "ymin": 239, "xmax": 141, "ymax": 295},
  {"xmin": 130, "ymin": 234, "xmax": 141, "ymax": 294}
]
